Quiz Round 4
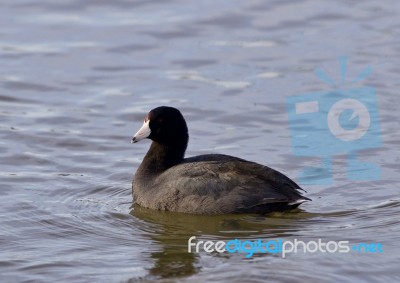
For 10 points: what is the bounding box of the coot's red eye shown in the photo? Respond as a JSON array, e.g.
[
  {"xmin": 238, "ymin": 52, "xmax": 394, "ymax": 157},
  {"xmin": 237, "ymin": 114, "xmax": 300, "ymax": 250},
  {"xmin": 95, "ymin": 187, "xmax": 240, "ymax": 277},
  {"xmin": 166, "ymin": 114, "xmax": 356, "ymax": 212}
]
[{"xmin": 157, "ymin": 118, "xmax": 163, "ymax": 123}]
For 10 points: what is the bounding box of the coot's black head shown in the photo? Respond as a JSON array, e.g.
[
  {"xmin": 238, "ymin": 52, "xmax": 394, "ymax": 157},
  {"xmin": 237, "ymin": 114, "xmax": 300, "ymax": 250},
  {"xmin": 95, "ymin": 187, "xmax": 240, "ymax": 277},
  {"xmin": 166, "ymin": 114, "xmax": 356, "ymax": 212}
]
[{"xmin": 131, "ymin": 106, "xmax": 189, "ymax": 146}]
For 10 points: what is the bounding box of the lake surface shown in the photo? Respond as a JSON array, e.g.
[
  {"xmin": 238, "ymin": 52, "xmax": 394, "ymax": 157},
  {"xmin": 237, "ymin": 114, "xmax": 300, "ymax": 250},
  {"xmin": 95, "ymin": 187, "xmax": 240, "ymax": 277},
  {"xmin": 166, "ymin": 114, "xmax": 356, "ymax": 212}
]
[{"xmin": 1, "ymin": 0, "xmax": 399, "ymax": 282}]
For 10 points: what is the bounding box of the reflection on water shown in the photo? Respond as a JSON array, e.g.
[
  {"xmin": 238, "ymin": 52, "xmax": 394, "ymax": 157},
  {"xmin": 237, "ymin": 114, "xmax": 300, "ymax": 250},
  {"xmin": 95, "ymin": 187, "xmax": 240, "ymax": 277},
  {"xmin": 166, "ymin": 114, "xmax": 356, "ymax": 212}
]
[
  {"xmin": 131, "ymin": 205, "xmax": 311, "ymax": 279},
  {"xmin": 1, "ymin": 0, "xmax": 400, "ymax": 282}
]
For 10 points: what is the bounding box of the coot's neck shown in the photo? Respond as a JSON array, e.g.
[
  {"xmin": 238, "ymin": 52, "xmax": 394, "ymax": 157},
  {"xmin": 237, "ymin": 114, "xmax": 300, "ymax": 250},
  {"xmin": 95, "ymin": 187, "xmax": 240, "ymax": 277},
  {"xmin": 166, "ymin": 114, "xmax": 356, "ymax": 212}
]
[{"xmin": 137, "ymin": 140, "xmax": 187, "ymax": 177}]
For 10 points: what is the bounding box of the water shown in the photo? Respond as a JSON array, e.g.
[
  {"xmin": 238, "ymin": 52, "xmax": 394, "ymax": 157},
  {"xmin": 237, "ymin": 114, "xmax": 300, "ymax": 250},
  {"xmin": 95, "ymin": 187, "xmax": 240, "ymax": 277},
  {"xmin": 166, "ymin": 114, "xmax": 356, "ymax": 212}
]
[{"xmin": 1, "ymin": 0, "xmax": 399, "ymax": 282}]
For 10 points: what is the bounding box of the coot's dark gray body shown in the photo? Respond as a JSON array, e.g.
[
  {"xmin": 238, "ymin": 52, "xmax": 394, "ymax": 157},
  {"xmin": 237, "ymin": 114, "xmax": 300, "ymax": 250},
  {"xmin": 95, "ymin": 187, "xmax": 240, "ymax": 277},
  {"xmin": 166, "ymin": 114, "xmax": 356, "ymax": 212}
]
[{"xmin": 131, "ymin": 106, "xmax": 310, "ymax": 215}]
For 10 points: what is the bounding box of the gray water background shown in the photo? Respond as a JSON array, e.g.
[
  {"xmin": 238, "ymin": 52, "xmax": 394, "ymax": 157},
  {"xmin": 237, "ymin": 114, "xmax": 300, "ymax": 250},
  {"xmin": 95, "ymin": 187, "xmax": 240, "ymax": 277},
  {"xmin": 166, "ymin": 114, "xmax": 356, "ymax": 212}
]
[{"xmin": 1, "ymin": 0, "xmax": 400, "ymax": 282}]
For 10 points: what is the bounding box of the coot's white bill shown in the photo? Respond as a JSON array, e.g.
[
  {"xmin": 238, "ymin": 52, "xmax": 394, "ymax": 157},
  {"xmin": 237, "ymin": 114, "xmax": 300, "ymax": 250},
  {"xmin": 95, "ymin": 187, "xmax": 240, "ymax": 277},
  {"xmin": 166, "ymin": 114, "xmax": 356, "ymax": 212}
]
[{"xmin": 131, "ymin": 119, "xmax": 151, "ymax": 143}]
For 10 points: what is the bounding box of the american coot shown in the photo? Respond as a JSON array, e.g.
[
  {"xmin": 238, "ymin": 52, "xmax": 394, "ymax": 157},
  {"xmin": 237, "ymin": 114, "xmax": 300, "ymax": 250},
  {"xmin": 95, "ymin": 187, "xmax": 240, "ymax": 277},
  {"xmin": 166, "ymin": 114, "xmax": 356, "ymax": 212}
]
[{"xmin": 131, "ymin": 106, "xmax": 310, "ymax": 215}]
